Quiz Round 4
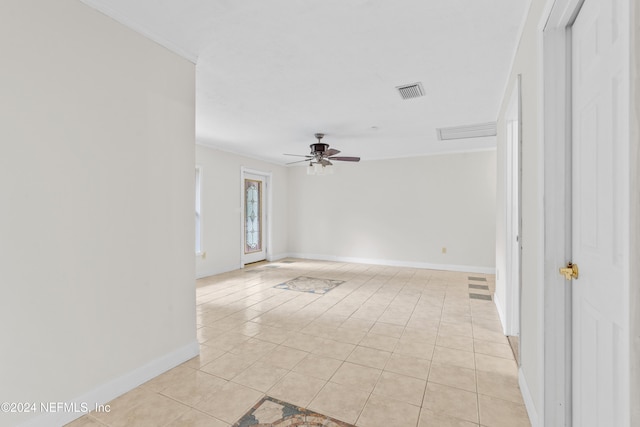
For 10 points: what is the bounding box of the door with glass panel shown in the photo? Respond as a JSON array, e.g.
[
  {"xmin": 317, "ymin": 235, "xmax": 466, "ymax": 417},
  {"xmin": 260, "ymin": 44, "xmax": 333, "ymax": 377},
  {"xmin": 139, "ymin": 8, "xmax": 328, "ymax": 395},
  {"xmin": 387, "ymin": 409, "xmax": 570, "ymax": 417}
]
[{"xmin": 243, "ymin": 173, "xmax": 266, "ymax": 264}]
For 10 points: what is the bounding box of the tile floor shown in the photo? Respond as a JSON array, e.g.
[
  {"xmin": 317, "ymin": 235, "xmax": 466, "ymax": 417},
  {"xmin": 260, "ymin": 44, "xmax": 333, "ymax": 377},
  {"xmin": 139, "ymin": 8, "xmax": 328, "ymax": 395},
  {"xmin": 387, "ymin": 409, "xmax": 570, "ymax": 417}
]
[{"xmin": 67, "ymin": 259, "xmax": 531, "ymax": 427}]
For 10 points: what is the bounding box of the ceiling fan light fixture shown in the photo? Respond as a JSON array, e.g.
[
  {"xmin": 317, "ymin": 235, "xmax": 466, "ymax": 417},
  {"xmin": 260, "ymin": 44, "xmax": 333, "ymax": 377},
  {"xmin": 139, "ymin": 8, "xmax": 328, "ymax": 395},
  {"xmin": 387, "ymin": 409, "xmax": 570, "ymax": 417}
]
[{"xmin": 307, "ymin": 162, "xmax": 333, "ymax": 175}]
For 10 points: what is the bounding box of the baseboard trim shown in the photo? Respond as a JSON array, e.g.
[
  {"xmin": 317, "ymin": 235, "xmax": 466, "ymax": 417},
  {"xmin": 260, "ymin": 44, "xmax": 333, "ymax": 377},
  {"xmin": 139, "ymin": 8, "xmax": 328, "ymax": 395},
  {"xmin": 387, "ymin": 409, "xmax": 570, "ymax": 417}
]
[
  {"xmin": 288, "ymin": 253, "xmax": 496, "ymax": 274},
  {"xmin": 493, "ymin": 291, "xmax": 508, "ymax": 334},
  {"xmin": 519, "ymin": 367, "xmax": 540, "ymax": 427},
  {"xmin": 19, "ymin": 340, "xmax": 199, "ymax": 427}
]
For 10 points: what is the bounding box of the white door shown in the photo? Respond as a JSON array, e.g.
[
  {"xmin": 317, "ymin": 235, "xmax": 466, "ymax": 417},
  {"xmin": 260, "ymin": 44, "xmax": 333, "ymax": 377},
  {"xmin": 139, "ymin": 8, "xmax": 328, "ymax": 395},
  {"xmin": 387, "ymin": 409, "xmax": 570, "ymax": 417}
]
[
  {"xmin": 243, "ymin": 173, "xmax": 267, "ymax": 264},
  {"xmin": 571, "ymin": 0, "xmax": 629, "ymax": 425}
]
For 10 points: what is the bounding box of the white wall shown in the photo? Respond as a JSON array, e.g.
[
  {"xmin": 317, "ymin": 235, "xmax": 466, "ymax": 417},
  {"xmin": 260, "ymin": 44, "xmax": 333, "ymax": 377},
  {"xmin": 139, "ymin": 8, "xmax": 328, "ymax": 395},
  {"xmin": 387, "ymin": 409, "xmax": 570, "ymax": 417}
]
[
  {"xmin": 195, "ymin": 145, "xmax": 289, "ymax": 278},
  {"xmin": 287, "ymin": 151, "xmax": 496, "ymax": 272},
  {"xmin": 0, "ymin": 1, "xmax": 196, "ymax": 426},
  {"xmin": 495, "ymin": 0, "xmax": 545, "ymax": 421},
  {"xmin": 631, "ymin": 1, "xmax": 640, "ymax": 423}
]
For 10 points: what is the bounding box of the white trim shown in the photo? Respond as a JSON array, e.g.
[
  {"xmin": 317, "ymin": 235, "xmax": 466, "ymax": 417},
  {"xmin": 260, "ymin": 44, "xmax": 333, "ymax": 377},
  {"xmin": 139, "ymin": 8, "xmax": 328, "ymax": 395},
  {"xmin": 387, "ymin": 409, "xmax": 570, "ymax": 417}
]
[
  {"xmin": 288, "ymin": 253, "xmax": 496, "ymax": 274},
  {"xmin": 79, "ymin": 0, "xmax": 197, "ymax": 63},
  {"xmin": 541, "ymin": 3, "xmax": 574, "ymax": 425},
  {"xmin": 240, "ymin": 167, "xmax": 272, "ymax": 267},
  {"xmin": 493, "ymin": 291, "xmax": 508, "ymax": 335},
  {"xmin": 18, "ymin": 340, "xmax": 199, "ymax": 427},
  {"xmin": 520, "ymin": 367, "xmax": 541, "ymax": 427},
  {"xmin": 198, "ymin": 139, "xmax": 497, "ymax": 167}
]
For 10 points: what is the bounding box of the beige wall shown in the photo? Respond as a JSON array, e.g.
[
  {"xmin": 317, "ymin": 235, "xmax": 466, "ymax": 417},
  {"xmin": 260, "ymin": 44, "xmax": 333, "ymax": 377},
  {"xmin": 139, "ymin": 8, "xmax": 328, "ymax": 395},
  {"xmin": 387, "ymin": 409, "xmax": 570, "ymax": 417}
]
[
  {"xmin": 287, "ymin": 151, "xmax": 497, "ymax": 271},
  {"xmin": 0, "ymin": 1, "xmax": 196, "ymax": 426},
  {"xmin": 495, "ymin": 0, "xmax": 546, "ymax": 418},
  {"xmin": 195, "ymin": 145, "xmax": 289, "ymax": 278}
]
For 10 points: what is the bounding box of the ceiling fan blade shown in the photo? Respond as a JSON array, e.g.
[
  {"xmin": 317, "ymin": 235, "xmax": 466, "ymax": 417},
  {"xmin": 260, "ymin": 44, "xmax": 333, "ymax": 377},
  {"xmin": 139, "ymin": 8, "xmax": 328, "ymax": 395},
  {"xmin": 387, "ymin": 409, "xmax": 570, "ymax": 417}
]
[
  {"xmin": 286, "ymin": 159, "xmax": 312, "ymax": 165},
  {"xmin": 327, "ymin": 156, "xmax": 360, "ymax": 162},
  {"xmin": 320, "ymin": 159, "xmax": 333, "ymax": 166},
  {"xmin": 323, "ymin": 148, "xmax": 341, "ymax": 156},
  {"xmin": 284, "ymin": 153, "xmax": 313, "ymax": 158}
]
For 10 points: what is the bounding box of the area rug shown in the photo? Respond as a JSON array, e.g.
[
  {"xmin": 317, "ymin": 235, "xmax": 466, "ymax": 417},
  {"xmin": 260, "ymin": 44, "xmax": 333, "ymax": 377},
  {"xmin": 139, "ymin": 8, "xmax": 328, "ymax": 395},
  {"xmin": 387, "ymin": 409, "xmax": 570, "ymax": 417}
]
[
  {"xmin": 274, "ymin": 276, "xmax": 344, "ymax": 295},
  {"xmin": 233, "ymin": 396, "xmax": 356, "ymax": 427}
]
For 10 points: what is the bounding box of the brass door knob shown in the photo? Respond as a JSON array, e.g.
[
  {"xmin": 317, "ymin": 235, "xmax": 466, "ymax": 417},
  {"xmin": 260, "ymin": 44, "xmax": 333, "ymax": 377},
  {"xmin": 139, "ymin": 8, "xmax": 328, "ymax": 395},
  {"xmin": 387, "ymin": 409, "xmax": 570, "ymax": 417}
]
[{"xmin": 559, "ymin": 263, "xmax": 579, "ymax": 280}]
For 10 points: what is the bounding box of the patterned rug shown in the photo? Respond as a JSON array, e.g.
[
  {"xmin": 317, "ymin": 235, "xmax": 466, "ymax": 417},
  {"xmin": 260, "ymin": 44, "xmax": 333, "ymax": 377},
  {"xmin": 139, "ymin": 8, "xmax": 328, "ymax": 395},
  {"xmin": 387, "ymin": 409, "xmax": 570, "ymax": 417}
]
[
  {"xmin": 233, "ymin": 396, "xmax": 355, "ymax": 427},
  {"xmin": 274, "ymin": 276, "xmax": 344, "ymax": 295}
]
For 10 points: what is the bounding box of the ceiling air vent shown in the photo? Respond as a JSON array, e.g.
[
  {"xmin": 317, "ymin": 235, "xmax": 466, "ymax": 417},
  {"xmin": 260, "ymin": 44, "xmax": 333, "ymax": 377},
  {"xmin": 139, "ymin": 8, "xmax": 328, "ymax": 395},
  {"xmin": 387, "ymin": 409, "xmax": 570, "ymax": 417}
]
[
  {"xmin": 396, "ymin": 82, "xmax": 424, "ymax": 100},
  {"xmin": 436, "ymin": 122, "xmax": 497, "ymax": 141}
]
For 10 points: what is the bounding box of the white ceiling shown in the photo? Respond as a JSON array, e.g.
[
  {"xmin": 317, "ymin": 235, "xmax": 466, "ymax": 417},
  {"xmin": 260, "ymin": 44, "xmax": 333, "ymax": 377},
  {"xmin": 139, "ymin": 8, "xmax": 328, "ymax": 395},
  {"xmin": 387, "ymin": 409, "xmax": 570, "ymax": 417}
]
[{"xmin": 81, "ymin": 0, "xmax": 529, "ymax": 165}]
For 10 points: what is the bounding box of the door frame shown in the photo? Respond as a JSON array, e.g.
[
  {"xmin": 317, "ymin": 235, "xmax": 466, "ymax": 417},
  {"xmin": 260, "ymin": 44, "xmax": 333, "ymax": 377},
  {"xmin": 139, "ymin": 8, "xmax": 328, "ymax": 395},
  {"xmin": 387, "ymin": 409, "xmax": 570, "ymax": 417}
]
[
  {"xmin": 240, "ymin": 167, "xmax": 272, "ymax": 267},
  {"xmin": 541, "ymin": 0, "xmax": 631, "ymax": 425},
  {"xmin": 503, "ymin": 74, "xmax": 523, "ymax": 338}
]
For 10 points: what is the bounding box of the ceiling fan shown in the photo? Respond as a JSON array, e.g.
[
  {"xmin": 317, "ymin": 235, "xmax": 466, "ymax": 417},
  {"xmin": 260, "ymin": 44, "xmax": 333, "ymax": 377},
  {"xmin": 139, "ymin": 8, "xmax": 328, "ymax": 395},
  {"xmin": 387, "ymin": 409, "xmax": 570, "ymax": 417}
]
[{"xmin": 284, "ymin": 133, "xmax": 361, "ymax": 167}]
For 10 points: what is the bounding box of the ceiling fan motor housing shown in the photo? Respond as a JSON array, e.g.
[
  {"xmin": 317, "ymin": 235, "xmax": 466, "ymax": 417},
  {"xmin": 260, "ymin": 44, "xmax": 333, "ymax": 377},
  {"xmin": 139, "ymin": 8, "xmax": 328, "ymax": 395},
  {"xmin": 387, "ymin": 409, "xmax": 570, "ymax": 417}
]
[{"xmin": 310, "ymin": 143, "xmax": 330, "ymax": 154}]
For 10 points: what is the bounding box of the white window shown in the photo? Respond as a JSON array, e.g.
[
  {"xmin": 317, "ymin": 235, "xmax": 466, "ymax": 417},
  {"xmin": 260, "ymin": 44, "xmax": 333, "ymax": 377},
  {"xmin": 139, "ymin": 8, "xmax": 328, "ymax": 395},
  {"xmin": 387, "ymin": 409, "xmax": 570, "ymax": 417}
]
[{"xmin": 195, "ymin": 166, "xmax": 202, "ymax": 254}]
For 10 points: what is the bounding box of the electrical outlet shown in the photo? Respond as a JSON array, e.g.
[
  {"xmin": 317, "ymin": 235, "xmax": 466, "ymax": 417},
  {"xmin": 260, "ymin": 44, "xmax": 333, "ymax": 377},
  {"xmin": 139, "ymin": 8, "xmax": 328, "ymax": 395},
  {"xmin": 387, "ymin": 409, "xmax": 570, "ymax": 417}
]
[
  {"xmin": 442, "ymin": 247, "xmax": 447, "ymax": 254},
  {"xmin": 202, "ymin": 251, "xmax": 207, "ymax": 259}
]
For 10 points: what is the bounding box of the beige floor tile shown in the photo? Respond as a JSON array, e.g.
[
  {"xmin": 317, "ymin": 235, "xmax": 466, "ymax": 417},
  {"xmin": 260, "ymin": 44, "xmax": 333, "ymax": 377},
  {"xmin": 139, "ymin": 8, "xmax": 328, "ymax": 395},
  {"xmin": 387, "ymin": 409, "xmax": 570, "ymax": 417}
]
[
  {"xmin": 394, "ymin": 337, "xmax": 435, "ymax": 360},
  {"xmin": 159, "ymin": 369, "xmax": 227, "ymax": 406},
  {"xmin": 292, "ymin": 353, "xmax": 344, "ymax": 380},
  {"xmin": 369, "ymin": 322, "xmax": 405, "ymax": 338},
  {"xmin": 478, "ymin": 394, "xmax": 531, "ymax": 427},
  {"xmin": 474, "ymin": 353, "xmax": 518, "ymax": 378},
  {"xmin": 402, "ymin": 327, "xmax": 438, "ymax": 342},
  {"xmin": 197, "ymin": 326, "xmax": 227, "ymax": 343},
  {"xmin": 252, "ymin": 326, "xmax": 291, "ymax": 344},
  {"xmin": 436, "ymin": 334, "xmax": 475, "ymax": 352},
  {"xmin": 106, "ymin": 392, "xmax": 190, "ymax": 427},
  {"xmin": 90, "ymin": 261, "xmax": 532, "ymax": 426},
  {"xmin": 142, "ymin": 365, "xmax": 194, "ymax": 393},
  {"xmin": 267, "ymin": 371, "xmax": 327, "ymax": 408},
  {"xmin": 199, "ymin": 352, "xmax": 260, "ymax": 380},
  {"xmin": 64, "ymin": 416, "xmax": 108, "ymax": 427},
  {"xmin": 473, "ymin": 339, "xmax": 515, "ymax": 360},
  {"xmin": 207, "ymin": 332, "xmax": 252, "ymax": 351},
  {"xmin": 330, "ymin": 362, "xmax": 382, "ymax": 392},
  {"xmin": 439, "ymin": 322, "xmax": 474, "ymax": 337},
  {"xmin": 359, "ymin": 332, "xmax": 399, "ymax": 352},
  {"xmin": 332, "ymin": 327, "xmax": 367, "ymax": 344},
  {"xmin": 182, "ymin": 345, "xmax": 226, "ymax": 370},
  {"xmin": 282, "ymin": 332, "xmax": 324, "ymax": 352},
  {"xmin": 472, "ymin": 326, "xmax": 508, "ymax": 344},
  {"xmin": 422, "ymin": 382, "xmax": 479, "ymax": 424},
  {"xmin": 309, "ymin": 381, "xmax": 370, "ymax": 425},
  {"xmin": 231, "ymin": 361, "xmax": 288, "ymax": 392},
  {"xmin": 384, "ymin": 353, "xmax": 431, "ymax": 380},
  {"xmin": 164, "ymin": 409, "xmax": 230, "ymax": 427},
  {"xmin": 418, "ymin": 408, "xmax": 479, "ymax": 427},
  {"xmin": 228, "ymin": 338, "xmax": 277, "ymax": 357},
  {"xmin": 195, "ymin": 381, "xmax": 263, "ymax": 424},
  {"xmin": 259, "ymin": 345, "xmax": 308, "ymax": 370},
  {"xmin": 372, "ymin": 371, "xmax": 427, "ymax": 406},
  {"xmin": 346, "ymin": 345, "xmax": 391, "ymax": 369},
  {"xmin": 341, "ymin": 317, "xmax": 375, "ymax": 332},
  {"xmin": 428, "ymin": 363, "xmax": 476, "ymax": 393},
  {"xmin": 432, "ymin": 346, "xmax": 476, "ymax": 370},
  {"xmin": 357, "ymin": 394, "xmax": 420, "ymax": 427},
  {"xmin": 90, "ymin": 388, "xmax": 155, "ymax": 424},
  {"xmin": 476, "ymin": 370, "xmax": 524, "ymax": 404},
  {"xmin": 312, "ymin": 338, "xmax": 356, "ymax": 360}
]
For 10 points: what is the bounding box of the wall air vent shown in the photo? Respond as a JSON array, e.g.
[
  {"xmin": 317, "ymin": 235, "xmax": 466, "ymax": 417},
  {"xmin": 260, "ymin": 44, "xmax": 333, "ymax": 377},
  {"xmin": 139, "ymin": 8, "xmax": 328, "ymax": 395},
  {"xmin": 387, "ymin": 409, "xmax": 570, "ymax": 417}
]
[
  {"xmin": 436, "ymin": 122, "xmax": 497, "ymax": 141},
  {"xmin": 396, "ymin": 82, "xmax": 424, "ymax": 100}
]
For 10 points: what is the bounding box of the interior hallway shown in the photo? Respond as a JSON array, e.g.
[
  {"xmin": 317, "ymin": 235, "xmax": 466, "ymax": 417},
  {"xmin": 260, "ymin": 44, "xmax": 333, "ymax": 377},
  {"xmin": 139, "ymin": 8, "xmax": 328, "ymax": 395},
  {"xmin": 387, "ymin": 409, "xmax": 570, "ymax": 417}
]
[{"xmin": 67, "ymin": 259, "xmax": 530, "ymax": 427}]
